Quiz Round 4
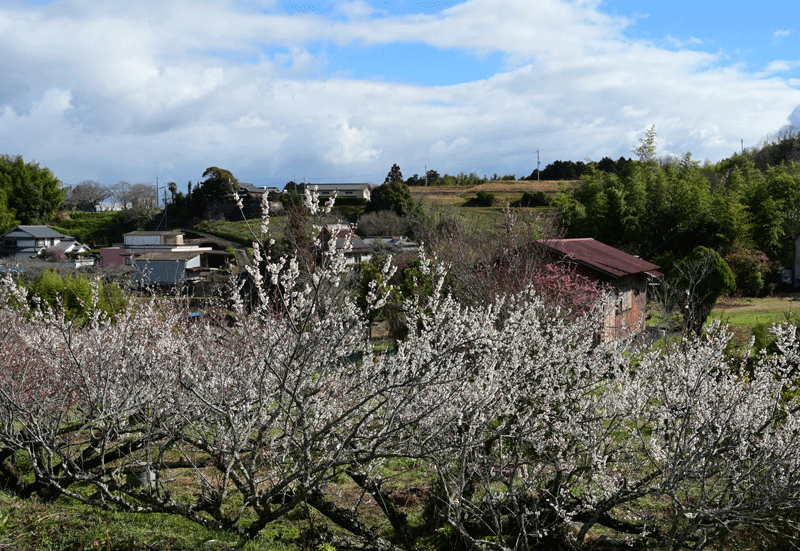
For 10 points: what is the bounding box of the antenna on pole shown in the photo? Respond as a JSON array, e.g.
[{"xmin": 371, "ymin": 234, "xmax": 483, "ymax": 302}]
[{"xmin": 741, "ymin": 139, "xmax": 744, "ymax": 155}]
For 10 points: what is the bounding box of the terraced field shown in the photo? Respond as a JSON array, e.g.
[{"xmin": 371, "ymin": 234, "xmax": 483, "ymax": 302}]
[{"xmin": 409, "ymin": 180, "xmax": 575, "ymax": 207}]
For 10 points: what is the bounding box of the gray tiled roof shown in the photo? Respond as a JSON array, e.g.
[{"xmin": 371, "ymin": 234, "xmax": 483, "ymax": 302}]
[{"xmin": 5, "ymin": 225, "xmax": 68, "ymax": 239}]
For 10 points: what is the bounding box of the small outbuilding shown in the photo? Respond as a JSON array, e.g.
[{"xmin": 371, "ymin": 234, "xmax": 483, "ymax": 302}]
[{"xmin": 539, "ymin": 238, "xmax": 662, "ymax": 342}]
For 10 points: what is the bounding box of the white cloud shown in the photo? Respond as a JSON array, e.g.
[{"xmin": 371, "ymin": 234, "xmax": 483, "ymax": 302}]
[
  {"xmin": 789, "ymin": 105, "xmax": 800, "ymax": 127},
  {"xmin": 430, "ymin": 137, "xmax": 471, "ymax": 157},
  {"xmin": 757, "ymin": 60, "xmax": 800, "ymax": 77},
  {"xmin": 621, "ymin": 106, "xmax": 650, "ymax": 119},
  {"xmin": 333, "ymin": 1, "xmax": 377, "ymax": 20},
  {"xmin": 666, "ymin": 35, "xmax": 704, "ymax": 48},
  {"xmin": 322, "ymin": 119, "xmax": 381, "ymax": 165},
  {"xmin": 0, "ymin": 0, "xmax": 798, "ymax": 186},
  {"xmin": 774, "ymin": 29, "xmax": 792, "ymax": 41}
]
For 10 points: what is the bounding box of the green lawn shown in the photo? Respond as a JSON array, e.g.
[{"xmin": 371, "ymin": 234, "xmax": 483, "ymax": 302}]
[
  {"xmin": 0, "ymin": 491, "xmax": 296, "ymax": 551},
  {"xmin": 200, "ymin": 217, "xmax": 287, "ymax": 246},
  {"xmin": 708, "ymin": 295, "xmax": 800, "ymax": 329}
]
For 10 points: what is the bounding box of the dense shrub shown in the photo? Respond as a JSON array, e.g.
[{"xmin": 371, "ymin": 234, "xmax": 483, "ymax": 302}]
[
  {"xmin": 24, "ymin": 269, "xmax": 127, "ymax": 322},
  {"xmin": 666, "ymin": 246, "xmax": 736, "ymax": 334},
  {"xmin": 464, "ymin": 190, "xmax": 495, "ymax": 207},
  {"xmin": 357, "ymin": 209, "xmax": 408, "ymax": 236},
  {"xmin": 51, "ymin": 210, "xmax": 130, "ymax": 247},
  {"xmin": 724, "ymin": 249, "xmax": 773, "ymax": 296},
  {"xmin": 42, "ymin": 247, "xmax": 67, "ymax": 262},
  {"xmin": 518, "ymin": 190, "xmax": 549, "ymax": 207}
]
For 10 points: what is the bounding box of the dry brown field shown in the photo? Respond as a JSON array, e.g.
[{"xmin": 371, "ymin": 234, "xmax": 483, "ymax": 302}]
[
  {"xmin": 409, "ymin": 180, "xmax": 572, "ymax": 197},
  {"xmin": 409, "ymin": 180, "xmax": 578, "ymax": 208}
]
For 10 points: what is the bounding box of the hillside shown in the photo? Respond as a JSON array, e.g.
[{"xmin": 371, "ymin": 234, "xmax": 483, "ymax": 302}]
[{"xmin": 409, "ymin": 180, "xmax": 573, "ymax": 207}]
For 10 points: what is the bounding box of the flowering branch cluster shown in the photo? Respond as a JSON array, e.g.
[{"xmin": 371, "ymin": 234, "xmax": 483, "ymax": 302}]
[{"xmin": 1, "ymin": 197, "xmax": 800, "ymax": 550}]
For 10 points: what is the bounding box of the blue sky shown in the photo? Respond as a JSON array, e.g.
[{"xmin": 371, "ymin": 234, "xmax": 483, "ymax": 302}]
[{"xmin": 1, "ymin": 0, "xmax": 799, "ymax": 189}]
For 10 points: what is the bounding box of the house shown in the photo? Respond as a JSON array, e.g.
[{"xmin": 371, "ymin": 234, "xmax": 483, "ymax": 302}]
[
  {"xmin": 539, "ymin": 238, "xmax": 662, "ymax": 342},
  {"xmin": 237, "ymin": 182, "xmax": 280, "ymax": 199},
  {"xmin": 236, "ymin": 183, "xmax": 281, "ymax": 217},
  {"xmin": 101, "ymin": 231, "xmax": 202, "ymax": 268},
  {"xmin": 362, "ymin": 236, "xmax": 420, "ymax": 255},
  {"xmin": 307, "ymin": 183, "xmax": 371, "ymax": 202},
  {"xmin": 101, "ymin": 230, "xmax": 231, "ymax": 285},
  {"xmin": 53, "ymin": 240, "xmax": 91, "ymax": 256},
  {"xmin": 130, "ymin": 251, "xmax": 204, "ymax": 285},
  {"xmin": 101, "ymin": 231, "xmax": 210, "ymax": 266},
  {"xmin": 0, "ymin": 225, "xmax": 89, "ymax": 260},
  {"xmin": 319, "ymin": 224, "xmax": 373, "ymax": 265},
  {"xmin": 122, "ymin": 231, "xmax": 186, "ymax": 247},
  {"xmin": 52, "ymin": 239, "xmax": 94, "ymax": 267}
]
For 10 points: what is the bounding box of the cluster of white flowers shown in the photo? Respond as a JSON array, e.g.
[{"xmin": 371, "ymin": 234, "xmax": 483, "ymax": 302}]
[{"xmin": 1, "ymin": 194, "xmax": 800, "ymax": 550}]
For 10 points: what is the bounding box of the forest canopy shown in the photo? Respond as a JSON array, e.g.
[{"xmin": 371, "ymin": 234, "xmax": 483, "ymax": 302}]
[{"xmin": 0, "ymin": 154, "xmax": 64, "ymax": 233}]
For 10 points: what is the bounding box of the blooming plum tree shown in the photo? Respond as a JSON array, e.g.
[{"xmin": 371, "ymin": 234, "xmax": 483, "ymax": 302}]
[{"xmin": 1, "ymin": 193, "xmax": 800, "ymax": 550}]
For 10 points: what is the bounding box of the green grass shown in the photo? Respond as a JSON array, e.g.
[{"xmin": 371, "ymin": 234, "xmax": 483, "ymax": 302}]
[
  {"xmin": 0, "ymin": 491, "xmax": 297, "ymax": 551},
  {"xmin": 198, "ymin": 218, "xmax": 286, "ymax": 247},
  {"xmin": 455, "ymin": 207, "xmax": 509, "ymax": 232},
  {"xmin": 51, "ymin": 211, "xmax": 133, "ymax": 248},
  {"xmin": 708, "ymin": 295, "xmax": 800, "ymax": 330}
]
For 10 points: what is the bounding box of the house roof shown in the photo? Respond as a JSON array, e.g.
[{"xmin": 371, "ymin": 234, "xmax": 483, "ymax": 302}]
[
  {"xmin": 362, "ymin": 236, "xmax": 420, "ymax": 252},
  {"xmin": 131, "ymin": 251, "xmax": 201, "ymax": 262},
  {"xmin": 53, "ymin": 239, "xmax": 85, "ymax": 252},
  {"xmin": 237, "ymin": 182, "xmax": 268, "ymax": 194},
  {"xmin": 3, "ymin": 225, "xmax": 68, "ymax": 239},
  {"xmin": 309, "ymin": 183, "xmax": 371, "ymax": 191},
  {"xmin": 540, "ymin": 238, "xmax": 662, "ymax": 279},
  {"xmin": 322, "ymin": 224, "xmax": 356, "ymax": 239},
  {"xmin": 124, "ymin": 231, "xmax": 184, "ymax": 237},
  {"xmin": 334, "ymin": 237, "xmax": 370, "ymax": 251}
]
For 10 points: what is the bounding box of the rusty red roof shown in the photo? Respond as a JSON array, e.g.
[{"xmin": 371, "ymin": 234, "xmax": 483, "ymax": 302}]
[{"xmin": 541, "ymin": 238, "xmax": 662, "ymax": 279}]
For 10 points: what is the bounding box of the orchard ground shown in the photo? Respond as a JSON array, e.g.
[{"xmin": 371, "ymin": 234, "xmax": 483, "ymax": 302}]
[{"xmin": 0, "ymin": 183, "xmax": 800, "ymax": 551}]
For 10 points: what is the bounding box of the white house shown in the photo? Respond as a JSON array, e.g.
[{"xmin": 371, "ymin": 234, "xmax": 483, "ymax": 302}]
[
  {"xmin": 308, "ymin": 183, "xmax": 371, "ymax": 202},
  {"xmin": 0, "ymin": 225, "xmax": 87, "ymax": 260},
  {"xmin": 123, "ymin": 231, "xmax": 185, "ymax": 247},
  {"xmin": 100, "ymin": 231, "xmax": 210, "ymax": 268},
  {"xmin": 100, "ymin": 230, "xmax": 232, "ymax": 285}
]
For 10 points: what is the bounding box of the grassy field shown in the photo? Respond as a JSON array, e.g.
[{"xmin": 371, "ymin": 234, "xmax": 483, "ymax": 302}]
[
  {"xmin": 709, "ymin": 295, "xmax": 800, "ymax": 329},
  {"xmin": 51, "ymin": 211, "xmax": 133, "ymax": 248},
  {"xmin": 0, "ymin": 491, "xmax": 296, "ymax": 551},
  {"xmin": 409, "ymin": 180, "xmax": 573, "ymax": 208}
]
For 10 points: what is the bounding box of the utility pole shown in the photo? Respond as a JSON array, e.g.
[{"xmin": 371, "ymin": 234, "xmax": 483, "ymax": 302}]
[
  {"xmin": 159, "ymin": 186, "xmax": 169, "ymax": 229},
  {"xmin": 537, "ymin": 150, "xmax": 540, "ymax": 181}
]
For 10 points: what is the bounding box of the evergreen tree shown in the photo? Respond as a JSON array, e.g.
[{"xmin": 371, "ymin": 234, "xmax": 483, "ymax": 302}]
[{"xmin": 0, "ymin": 154, "xmax": 65, "ymax": 231}]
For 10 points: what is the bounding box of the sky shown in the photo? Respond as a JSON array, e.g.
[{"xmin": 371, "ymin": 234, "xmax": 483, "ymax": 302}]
[{"xmin": 1, "ymin": 0, "xmax": 799, "ymax": 191}]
